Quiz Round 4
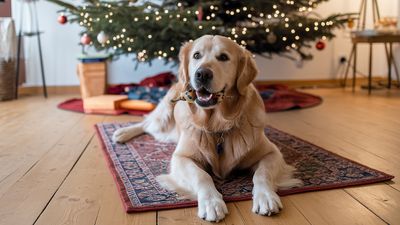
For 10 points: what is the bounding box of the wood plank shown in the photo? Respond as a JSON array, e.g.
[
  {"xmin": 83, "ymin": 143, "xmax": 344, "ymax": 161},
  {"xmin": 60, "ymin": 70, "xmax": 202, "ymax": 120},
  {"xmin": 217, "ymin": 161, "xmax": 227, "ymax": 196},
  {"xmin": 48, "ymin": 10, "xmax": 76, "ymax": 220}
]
[
  {"xmin": 34, "ymin": 115, "xmax": 155, "ymax": 225},
  {"xmin": 33, "ymin": 133, "xmax": 113, "ymax": 225},
  {"xmin": 288, "ymin": 190, "xmax": 386, "ymax": 225},
  {"xmin": 234, "ymin": 198, "xmax": 310, "ymax": 225},
  {"xmin": 0, "ymin": 106, "xmax": 83, "ymax": 196},
  {"xmin": 0, "ymin": 114, "xmax": 104, "ymax": 225},
  {"xmin": 158, "ymin": 203, "xmax": 246, "ymax": 225},
  {"xmin": 267, "ymin": 106, "xmax": 400, "ymax": 190},
  {"xmin": 1, "ymin": 88, "xmax": 398, "ymax": 224},
  {"xmin": 345, "ymin": 184, "xmax": 400, "ymax": 225}
]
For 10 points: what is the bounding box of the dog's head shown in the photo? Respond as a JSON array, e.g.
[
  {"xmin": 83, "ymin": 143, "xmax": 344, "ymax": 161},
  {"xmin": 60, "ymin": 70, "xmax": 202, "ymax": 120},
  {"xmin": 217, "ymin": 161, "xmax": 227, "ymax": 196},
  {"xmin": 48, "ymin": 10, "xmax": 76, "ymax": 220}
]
[{"xmin": 178, "ymin": 35, "xmax": 258, "ymax": 109}]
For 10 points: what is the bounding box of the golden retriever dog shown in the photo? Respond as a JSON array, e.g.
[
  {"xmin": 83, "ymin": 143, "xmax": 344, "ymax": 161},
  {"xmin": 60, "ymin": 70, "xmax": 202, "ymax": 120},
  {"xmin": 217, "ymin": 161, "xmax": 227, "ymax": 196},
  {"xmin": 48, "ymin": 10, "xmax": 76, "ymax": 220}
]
[{"xmin": 113, "ymin": 35, "xmax": 302, "ymax": 222}]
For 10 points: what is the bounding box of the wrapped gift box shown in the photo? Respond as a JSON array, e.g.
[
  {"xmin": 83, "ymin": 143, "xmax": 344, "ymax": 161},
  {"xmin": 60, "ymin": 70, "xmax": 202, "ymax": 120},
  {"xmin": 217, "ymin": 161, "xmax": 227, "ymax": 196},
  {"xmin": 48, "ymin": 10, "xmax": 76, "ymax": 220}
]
[
  {"xmin": 77, "ymin": 54, "xmax": 109, "ymax": 98},
  {"xmin": 83, "ymin": 94, "xmax": 128, "ymax": 114}
]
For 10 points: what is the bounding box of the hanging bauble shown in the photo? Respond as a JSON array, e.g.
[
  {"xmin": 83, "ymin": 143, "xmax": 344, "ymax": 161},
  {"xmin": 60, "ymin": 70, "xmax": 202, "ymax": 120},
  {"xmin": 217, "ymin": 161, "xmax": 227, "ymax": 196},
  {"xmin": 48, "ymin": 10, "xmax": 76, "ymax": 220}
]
[
  {"xmin": 315, "ymin": 40, "xmax": 325, "ymax": 50},
  {"xmin": 347, "ymin": 18, "xmax": 354, "ymax": 29},
  {"xmin": 57, "ymin": 14, "xmax": 67, "ymax": 24},
  {"xmin": 197, "ymin": 5, "xmax": 203, "ymax": 21},
  {"xmin": 97, "ymin": 31, "xmax": 109, "ymax": 44},
  {"xmin": 266, "ymin": 32, "xmax": 277, "ymax": 44},
  {"xmin": 80, "ymin": 33, "xmax": 92, "ymax": 45}
]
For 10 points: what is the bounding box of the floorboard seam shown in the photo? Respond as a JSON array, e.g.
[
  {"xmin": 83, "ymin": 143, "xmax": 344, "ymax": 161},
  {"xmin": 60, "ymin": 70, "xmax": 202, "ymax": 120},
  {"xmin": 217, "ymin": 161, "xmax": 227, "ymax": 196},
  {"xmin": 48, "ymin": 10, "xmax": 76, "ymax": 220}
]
[
  {"xmin": 31, "ymin": 134, "xmax": 95, "ymax": 225},
  {"xmin": 343, "ymin": 189, "xmax": 389, "ymax": 225},
  {"xmin": 287, "ymin": 197, "xmax": 313, "ymax": 225},
  {"xmin": 232, "ymin": 203, "xmax": 249, "ymax": 225}
]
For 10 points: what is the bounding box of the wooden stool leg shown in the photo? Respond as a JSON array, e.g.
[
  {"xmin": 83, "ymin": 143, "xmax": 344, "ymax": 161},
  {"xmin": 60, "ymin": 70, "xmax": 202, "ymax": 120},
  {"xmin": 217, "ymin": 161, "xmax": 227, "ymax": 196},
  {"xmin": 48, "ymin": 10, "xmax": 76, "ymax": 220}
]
[
  {"xmin": 368, "ymin": 43, "xmax": 373, "ymax": 95},
  {"xmin": 342, "ymin": 46, "xmax": 354, "ymax": 87},
  {"xmin": 352, "ymin": 44, "xmax": 357, "ymax": 92},
  {"xmin": 388, "ymin": 43, "xmax": 392, "ymax": 89}
]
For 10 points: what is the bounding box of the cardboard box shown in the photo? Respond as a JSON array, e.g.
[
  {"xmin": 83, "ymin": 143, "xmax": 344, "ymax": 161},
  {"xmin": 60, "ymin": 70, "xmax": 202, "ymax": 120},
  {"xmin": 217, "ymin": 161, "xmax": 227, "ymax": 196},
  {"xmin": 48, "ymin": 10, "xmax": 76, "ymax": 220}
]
[
  {"xmin": 77, "ymin": 62, "xmax": 107, "ymax": 98},
  {"xmin": 83, "ymin": 95, "xmax": 128, "ymax": 113}
]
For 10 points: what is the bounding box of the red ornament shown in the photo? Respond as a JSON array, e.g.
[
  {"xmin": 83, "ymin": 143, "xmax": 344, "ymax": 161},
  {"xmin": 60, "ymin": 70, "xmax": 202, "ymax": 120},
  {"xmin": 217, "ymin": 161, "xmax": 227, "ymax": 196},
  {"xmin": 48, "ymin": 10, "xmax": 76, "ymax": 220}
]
[
  {"xmin": 197, "ymin": 5, "xmax": 203, "ymax": 21},
  {"xmin": 316, "ymin": 40, "xmax": 325, "ymax": 50},
  {"xmin": 57, "ymin": 15, "xmax": 68, "ymax": 24},
  {"xmin": 80, "ymin": 34, "xmax": 92, "ymax": 45}
]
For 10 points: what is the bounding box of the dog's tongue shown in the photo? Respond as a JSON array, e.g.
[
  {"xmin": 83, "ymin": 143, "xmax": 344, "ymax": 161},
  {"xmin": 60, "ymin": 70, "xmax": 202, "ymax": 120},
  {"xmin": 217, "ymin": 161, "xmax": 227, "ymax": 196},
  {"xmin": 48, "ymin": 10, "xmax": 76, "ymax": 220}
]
[{"xmin": 196, "ymin": 90, "xmax": 213, "ymax": 102}]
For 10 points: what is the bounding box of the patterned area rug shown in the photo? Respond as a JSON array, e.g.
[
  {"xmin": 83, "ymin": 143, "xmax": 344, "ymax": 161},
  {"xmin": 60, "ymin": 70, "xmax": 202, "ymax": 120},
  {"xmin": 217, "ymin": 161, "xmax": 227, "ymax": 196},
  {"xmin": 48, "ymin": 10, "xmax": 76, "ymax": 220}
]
[{"xmin": 95, "ymin": 123, "xmax": 393, "ymax": 212}]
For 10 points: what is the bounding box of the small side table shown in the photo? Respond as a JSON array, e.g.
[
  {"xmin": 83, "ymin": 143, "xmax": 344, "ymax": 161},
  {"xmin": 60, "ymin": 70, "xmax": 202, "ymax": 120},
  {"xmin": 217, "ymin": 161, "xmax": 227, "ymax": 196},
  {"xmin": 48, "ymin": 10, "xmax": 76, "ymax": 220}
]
[{"xmin": 342, "ymin": 31, "xmax": 400, "ymax": 94}]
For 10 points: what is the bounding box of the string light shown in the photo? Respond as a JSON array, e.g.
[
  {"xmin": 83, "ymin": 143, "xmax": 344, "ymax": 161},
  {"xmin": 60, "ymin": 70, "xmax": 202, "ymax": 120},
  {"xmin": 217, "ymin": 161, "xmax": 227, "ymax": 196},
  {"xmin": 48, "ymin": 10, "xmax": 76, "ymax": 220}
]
[{"xmin": 75, "ymin": 0, "xmax": 338, "ymax": 62}]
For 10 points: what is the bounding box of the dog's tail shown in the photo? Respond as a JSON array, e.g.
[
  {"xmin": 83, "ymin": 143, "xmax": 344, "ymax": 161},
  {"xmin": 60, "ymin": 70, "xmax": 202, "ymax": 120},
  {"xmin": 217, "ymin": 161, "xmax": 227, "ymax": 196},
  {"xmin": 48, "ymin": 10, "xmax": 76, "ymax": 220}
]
[
  {"xmin": 156, "ymin": 174, "xmax": 196, "ymax": 200},
  {"xmin": 276, "ymin": 165, "xmax": 303, "ymax": 190}
]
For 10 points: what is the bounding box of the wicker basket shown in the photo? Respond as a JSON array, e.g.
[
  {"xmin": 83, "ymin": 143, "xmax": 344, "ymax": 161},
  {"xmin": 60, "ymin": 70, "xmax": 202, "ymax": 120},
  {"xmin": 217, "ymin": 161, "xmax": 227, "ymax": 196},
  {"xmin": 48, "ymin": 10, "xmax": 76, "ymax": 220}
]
[{"xmin": 0, "ymin": 59, "xmax": 16, "ymax": 101}]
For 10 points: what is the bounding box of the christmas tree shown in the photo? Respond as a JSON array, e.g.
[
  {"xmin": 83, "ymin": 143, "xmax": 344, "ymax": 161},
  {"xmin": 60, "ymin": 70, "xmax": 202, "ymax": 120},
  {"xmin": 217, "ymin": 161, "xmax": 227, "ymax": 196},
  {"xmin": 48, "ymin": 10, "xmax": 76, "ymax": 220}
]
[{"xmin": 48, "ymin": 0, "xmax": 354, "ymax": 63}]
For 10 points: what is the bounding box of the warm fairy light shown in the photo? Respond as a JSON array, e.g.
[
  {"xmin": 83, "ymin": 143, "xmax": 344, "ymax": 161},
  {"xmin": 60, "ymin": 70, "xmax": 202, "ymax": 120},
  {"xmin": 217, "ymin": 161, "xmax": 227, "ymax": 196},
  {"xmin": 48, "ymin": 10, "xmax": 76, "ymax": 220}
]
[
  {"xmin": 295, "ymin": 35, "xmax": 300, "ymax": 40},
  {"xmin": 305, "ymin": 27, "xmax": 310, "ymax": 31},
  {"xmin": 148, "ymin": 34, "xmax": 152, "ymax": 39},
  {"xmin": 282, "ymin": 37, "xmax": 287, "ymax": 41}
]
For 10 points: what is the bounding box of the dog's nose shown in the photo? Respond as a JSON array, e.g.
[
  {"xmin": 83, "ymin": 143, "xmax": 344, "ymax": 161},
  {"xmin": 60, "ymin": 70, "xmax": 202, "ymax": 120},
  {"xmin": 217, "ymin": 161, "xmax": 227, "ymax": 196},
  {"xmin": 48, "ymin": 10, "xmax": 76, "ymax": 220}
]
[{"xmin": 195, "ymin": 68, "xmax": 213, "ymax": 84}]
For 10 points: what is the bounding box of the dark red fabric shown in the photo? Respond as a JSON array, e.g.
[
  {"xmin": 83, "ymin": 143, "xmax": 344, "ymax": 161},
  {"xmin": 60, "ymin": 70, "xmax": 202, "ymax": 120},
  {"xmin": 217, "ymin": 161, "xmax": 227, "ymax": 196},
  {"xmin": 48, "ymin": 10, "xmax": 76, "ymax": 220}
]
[
  {"xmin": 107, "ymin": 83, "xmax": 138, "ymax": 95},
  {"xmin": 256, "ymin": 84, "xmax": 322, "ymax": 112},
  {"xmin": 138, "ymin": 72, "xmax": 177, "ymax": 87}
]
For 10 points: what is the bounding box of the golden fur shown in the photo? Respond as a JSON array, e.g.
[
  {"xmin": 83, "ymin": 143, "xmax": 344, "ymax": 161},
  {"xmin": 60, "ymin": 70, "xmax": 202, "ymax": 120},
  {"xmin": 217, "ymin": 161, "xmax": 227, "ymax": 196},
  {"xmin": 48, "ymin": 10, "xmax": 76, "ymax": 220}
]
[{"xmin": 113, "ymin": 35, "xmax": 301, "ymax": 222}]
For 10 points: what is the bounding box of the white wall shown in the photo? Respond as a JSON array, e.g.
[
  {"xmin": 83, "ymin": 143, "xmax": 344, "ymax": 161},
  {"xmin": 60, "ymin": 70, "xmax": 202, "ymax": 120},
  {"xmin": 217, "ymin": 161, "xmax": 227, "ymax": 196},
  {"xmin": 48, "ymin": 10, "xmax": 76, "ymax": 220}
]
[{"xmin": 11, "ymin": 0, "xmax": 400, "ymax": 86}]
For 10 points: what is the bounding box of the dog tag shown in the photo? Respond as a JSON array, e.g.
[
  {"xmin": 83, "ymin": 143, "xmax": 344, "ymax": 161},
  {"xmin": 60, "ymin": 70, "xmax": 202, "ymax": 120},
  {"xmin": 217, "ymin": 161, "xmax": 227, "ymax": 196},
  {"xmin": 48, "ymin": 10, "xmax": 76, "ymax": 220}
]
[{"xmin": 217, "ymin": 143, "xmax": 224, "ymax": 155}]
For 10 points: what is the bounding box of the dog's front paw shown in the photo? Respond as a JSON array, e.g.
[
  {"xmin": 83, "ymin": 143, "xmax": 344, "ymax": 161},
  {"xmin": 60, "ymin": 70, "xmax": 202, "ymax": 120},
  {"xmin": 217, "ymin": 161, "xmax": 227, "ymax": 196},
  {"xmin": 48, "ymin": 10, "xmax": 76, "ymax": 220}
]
[
  {"xmin": 197, "ymin": 196, "xmax": 228, "ymax": 222},
  {"xmin": 112, "ymin": 127, "xmax": 132, "ymax": 143},
  {"xmin": 252, "ymin": 189, "xmax": 282, "ymax": 216}
]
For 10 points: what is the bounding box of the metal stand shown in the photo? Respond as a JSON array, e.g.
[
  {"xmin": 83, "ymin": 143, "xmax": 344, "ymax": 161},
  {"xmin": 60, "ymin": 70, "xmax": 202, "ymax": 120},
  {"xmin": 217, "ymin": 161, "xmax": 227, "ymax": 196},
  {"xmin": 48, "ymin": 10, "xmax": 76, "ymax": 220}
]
[
  {"xmin": 15, "ymin": 0, "xmax": 47, "ymax": 99},
  {"xmin": 342, "ymin": 0, "xmax": 400, "ymax": 93}
]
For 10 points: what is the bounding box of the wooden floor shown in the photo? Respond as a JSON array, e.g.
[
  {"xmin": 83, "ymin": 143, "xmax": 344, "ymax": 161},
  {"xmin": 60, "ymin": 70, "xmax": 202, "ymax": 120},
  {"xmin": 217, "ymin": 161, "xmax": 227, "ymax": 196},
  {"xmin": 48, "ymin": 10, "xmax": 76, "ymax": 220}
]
[{"xmin": 0, "ymin": 88, "xmax": 399, "ymax": 225}]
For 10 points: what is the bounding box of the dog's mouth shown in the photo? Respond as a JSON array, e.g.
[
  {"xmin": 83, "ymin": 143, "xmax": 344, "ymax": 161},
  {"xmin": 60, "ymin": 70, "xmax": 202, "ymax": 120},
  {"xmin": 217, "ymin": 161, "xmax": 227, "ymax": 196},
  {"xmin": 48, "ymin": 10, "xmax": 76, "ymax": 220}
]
[{"xmin": 195, "ymin": 87, "xmax": 224, "ymax": 108}]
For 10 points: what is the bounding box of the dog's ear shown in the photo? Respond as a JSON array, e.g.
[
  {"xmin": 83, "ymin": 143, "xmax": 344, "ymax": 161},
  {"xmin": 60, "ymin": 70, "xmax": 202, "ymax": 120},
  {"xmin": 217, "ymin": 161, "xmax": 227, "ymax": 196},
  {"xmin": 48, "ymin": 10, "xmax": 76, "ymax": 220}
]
[
  {"xmin": 178, "ymin": 42, "xmax": 193, "ymax": 85},
  {"xmin": 236, "ymin": 49, "xmax": 258, "ymax": 95}
]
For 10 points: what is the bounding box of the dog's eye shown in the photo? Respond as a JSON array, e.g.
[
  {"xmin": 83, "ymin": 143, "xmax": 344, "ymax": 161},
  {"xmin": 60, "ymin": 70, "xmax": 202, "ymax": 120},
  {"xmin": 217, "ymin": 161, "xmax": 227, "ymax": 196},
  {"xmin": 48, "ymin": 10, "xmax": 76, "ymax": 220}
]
[
  {"xmin": 217, "ymin": 53, "xmax": 229, "ymax": 61},
  {"xmin": 193, "ymin": 52, "xmax": 201, "ymax": 59}
]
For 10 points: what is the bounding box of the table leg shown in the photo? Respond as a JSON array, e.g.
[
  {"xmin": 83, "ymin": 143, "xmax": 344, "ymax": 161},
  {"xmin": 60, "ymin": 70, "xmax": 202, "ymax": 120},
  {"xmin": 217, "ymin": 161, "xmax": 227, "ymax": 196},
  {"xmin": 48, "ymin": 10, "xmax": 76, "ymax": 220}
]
[
  {"xmin": 368, "ymin": 43, "xmax": 373, "ymax": 95},
  {"xmin": 388, "ymin": 42, "xmax": 392, "ymax": 89},
  {"xmin": 342, "ymin": 46, "xmax": 354, "ymax": 87},
  {"xmin": 352, "ymin": 44, "xmax": 357, "ymax": 92}
]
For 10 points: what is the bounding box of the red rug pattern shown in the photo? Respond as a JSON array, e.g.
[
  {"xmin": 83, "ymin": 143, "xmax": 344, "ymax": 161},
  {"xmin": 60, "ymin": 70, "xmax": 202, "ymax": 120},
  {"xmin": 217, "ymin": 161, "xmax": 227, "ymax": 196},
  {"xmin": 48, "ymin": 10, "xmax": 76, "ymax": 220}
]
[{"xmin": 95, "ymin": 122, "xmax": 393, "ymax": 212}]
